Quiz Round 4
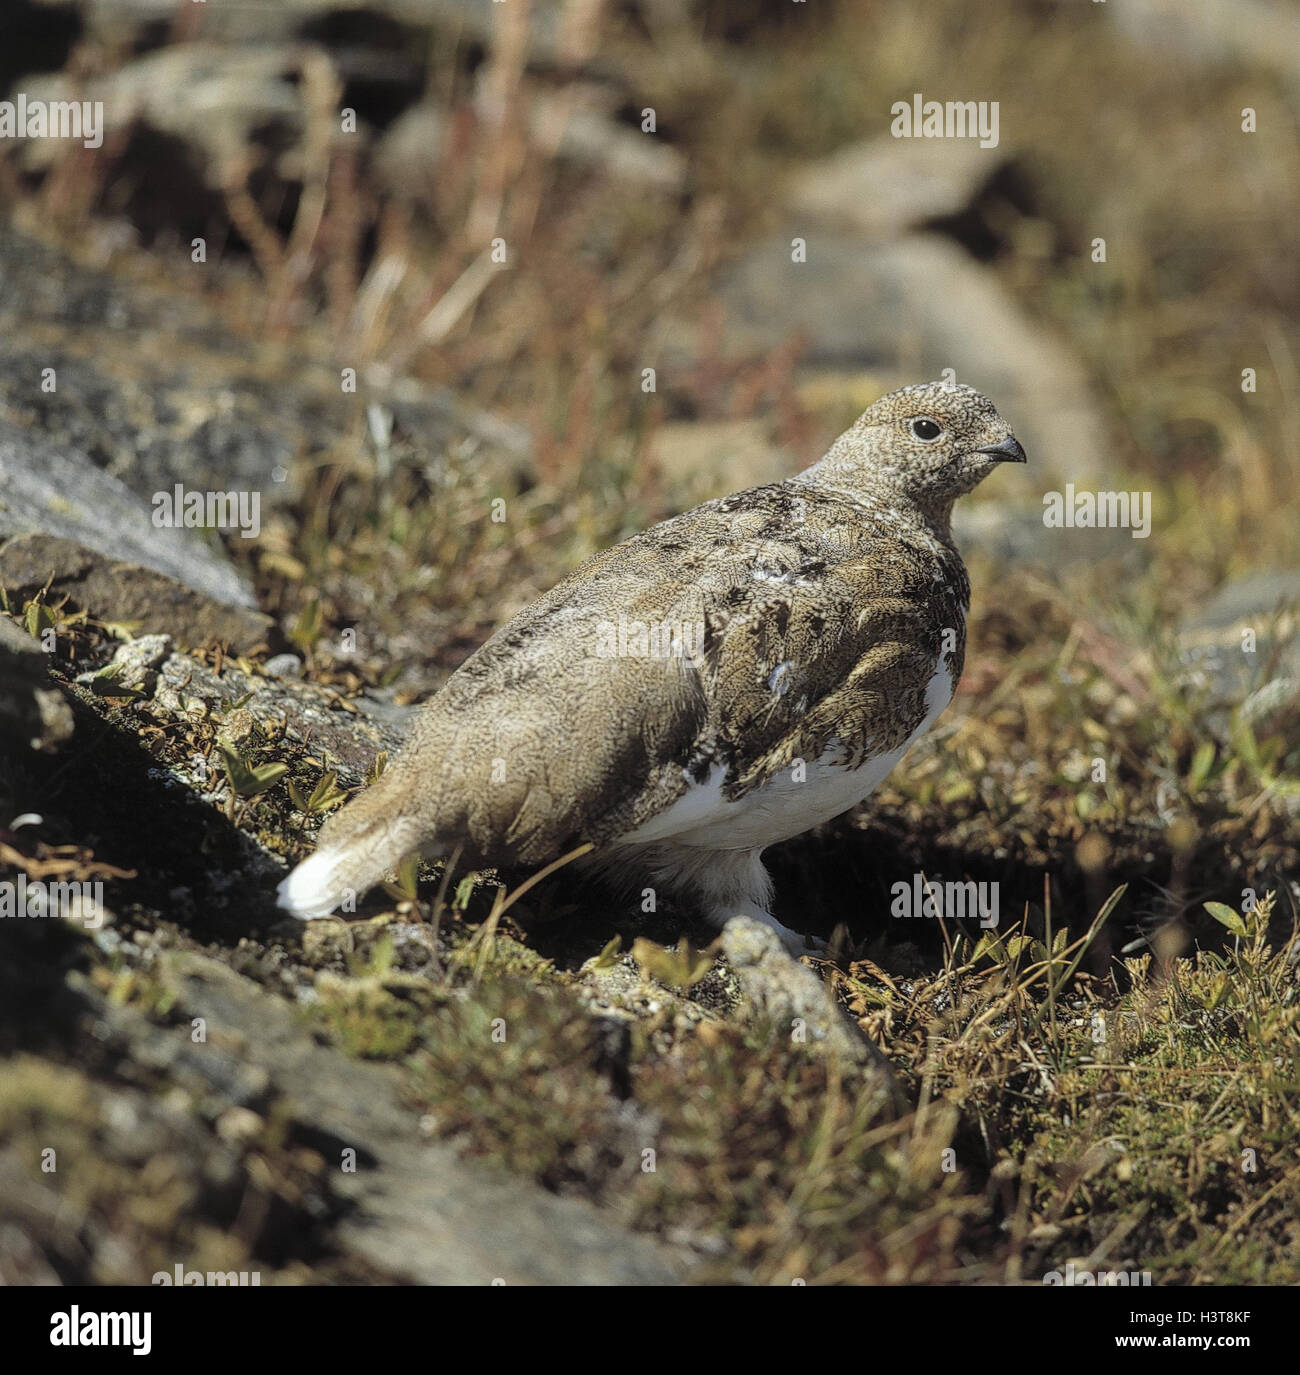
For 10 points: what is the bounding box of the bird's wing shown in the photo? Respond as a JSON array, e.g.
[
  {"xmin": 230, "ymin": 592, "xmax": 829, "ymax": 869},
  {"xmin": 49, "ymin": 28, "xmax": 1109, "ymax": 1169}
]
[{"xmin": 698, "ymin": 538, "xmax": 965, "ymax": 797}]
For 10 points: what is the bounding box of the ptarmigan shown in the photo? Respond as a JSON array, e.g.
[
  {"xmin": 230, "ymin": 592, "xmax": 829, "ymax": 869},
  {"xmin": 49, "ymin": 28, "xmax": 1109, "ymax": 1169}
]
[{"xmin": 279, "ymin": 381, "xmax": 1025, "ymax": 951}]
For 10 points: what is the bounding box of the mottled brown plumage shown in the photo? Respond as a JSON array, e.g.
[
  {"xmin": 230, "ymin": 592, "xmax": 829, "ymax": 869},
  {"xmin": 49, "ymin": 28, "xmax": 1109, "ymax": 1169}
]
[{"xmin": 280, "ymin": 381, "xmax": 1025, "ymax": 950}]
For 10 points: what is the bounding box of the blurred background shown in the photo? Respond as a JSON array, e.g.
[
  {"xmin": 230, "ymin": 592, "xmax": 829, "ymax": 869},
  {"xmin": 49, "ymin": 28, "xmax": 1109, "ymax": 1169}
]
[{"xmin": 0, "ymin": 0, "xmax": 1298, "ymax": 1287}]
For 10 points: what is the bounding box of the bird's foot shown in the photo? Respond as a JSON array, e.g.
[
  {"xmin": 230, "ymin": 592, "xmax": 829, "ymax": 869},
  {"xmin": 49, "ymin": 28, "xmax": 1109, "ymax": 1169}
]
[{"xmin": 711, "ymin": 907, "xmax": 826, "ymax": 958}]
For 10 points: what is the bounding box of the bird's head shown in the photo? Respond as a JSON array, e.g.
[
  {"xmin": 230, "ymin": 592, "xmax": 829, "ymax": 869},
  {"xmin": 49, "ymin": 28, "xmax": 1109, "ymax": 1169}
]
[{"xmin": 807, "ymin": 381, "xmax": 1026, "ymax": 524}]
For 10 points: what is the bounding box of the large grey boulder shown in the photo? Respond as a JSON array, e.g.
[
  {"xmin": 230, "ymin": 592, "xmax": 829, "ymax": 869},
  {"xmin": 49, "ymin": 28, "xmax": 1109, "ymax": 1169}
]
[
  {"xmin": 0, "ymin": 421, "xmax": 273, "ymax": 651},
  {"xmin": 0, "ymin": 421, "xmax": 256, "ymax": 611}
]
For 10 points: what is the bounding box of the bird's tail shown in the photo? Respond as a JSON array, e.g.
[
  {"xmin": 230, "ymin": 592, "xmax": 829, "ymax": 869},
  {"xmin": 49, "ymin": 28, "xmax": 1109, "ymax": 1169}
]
[{"xmin": 276, "ymin": 767, "xmax": 439, "ymax": 919}]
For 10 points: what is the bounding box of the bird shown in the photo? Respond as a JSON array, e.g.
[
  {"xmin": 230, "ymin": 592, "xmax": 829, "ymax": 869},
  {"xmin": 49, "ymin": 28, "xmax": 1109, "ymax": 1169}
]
[{"xmin": 278, "ymin": 381, "xmax": 1025, "ymax": 952}]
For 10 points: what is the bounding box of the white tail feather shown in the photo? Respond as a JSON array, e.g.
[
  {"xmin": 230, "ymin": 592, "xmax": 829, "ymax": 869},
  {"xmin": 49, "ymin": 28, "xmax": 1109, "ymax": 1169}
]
[{"xmin": 277, "ymin": 848, "xmax": 354, "ymax": 920}]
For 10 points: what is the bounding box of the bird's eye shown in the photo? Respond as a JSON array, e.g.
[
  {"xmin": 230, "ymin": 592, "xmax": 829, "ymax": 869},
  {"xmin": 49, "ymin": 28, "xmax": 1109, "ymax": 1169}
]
[{"xmin": 911, "ymin": 417, "xmax": 942, "ymax": 441}]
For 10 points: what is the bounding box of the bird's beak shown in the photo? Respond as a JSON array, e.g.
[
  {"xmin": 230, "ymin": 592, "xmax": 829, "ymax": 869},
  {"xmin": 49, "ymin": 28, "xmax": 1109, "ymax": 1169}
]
[{"xmin": 976, "ymin": 434, "xmax": 1027, "ymax": 463}]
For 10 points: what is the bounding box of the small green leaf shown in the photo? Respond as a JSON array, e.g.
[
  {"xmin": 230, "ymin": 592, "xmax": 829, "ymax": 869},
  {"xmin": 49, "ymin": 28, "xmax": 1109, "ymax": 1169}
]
[
  {"xmin": 972, "ymin": 932, "xmax": 1003, "ymax": 962},
  {"xmin": 217, "ymin": 740, "xmax": 288, "ymax": 797},
  {"xmin": 632, "ymin": 936, "xmax": 713, "ymax": 990},
  {"xmin": 305, "ymin": 770, "xmax": 348, "ymax": 812},
  {"xmin": 90, "ymin": 674, "xmax": 146, "ymax": 701},
  {"xmin": 23, "ymin": 598, "xmax": 55, "ymax": 639},
  {"xmin": 1187, "ymin": 740, "xmax": 1217, "ymax": 792},
  {"xmin": 381, "ymin": 854, "xmax": 421, "ymax": 903},
  {"xmin": 395, "ymin": 854, "xmax": 420, "ymax": 899},
  {"xmin": 1204, "ymin": 973, "xmax": 1232, "ymax": 1011},
  {"xmin": 370, "ymin": 935, "xmax": 396, "ymax": 976},
  {"xmin": 289, "ymin": 598, "xmax": 324, "ymax": 653},
  {"xmin": 589, "ymin": 935, "xmax": 623, "ymax": 970},
  {"xmin": 291, "ymin": 771, "xmax": 348, "ymax": 813},
  {"xmin": 1203, "ymin": 902, "xmax": 1247, "ymax": 937}
]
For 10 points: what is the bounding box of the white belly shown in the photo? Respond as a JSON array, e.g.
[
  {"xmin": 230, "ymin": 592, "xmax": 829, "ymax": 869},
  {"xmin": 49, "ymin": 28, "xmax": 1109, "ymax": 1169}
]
[{"xmin": 621, "ymin": 662, "xmax": 953, "ymax": 852}]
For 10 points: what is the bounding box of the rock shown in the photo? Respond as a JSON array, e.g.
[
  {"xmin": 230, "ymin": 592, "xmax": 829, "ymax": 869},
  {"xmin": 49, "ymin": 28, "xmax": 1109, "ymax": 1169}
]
[
  {"xmin": 1177, "ymin": 571, "xmax": 1300, "ymax": 731},
  {"xmin": 2, "ymin": 928, "xmax": 686, "ymax": 1282},
  {"xmin": 719, "ymin": 917, "xmax": 896, "ymax": 1091},
  {"xmin": 0, "ymin": 638, "xmax": 417, "ymax": 939},
  {"xmin": 0, "ymin": 421, "xmax": 258, "ymax": 609},
  {"xmin": 0, "ymin": 534, "xmax": 272, "ymax": 654},
  {"xmin": 377, "ymin": 91, "xmax": 683, "ymax": 203},
  {"xmin": 262, "ymin": 654, "xmax": 304, "ymax": 679},
  {"xmin": 73, "ymin": 0, "xmax": 568, "ymax": 64},
  {"xmin": 696, "ymin": 125, "xmax": 1110, "ymax": 545},
  {"xmin": 0, "ymin": 1054, "xmax": 272, "ymax": 1284},
  {"xmin": 14, "ymin": 45, "xmax": 304, "ymax": 180},
  {"xmin": 166, "ymin": 952, "xmax": 690, "ymax": 1284},
  {"xmin": 0, "ymin": 224, "xmax": 533, "ymax": 509},
  {"xmin": 530, "ymin": 93, "xmax": 685, "ymax": 192},
  {"xmin": 0, "ymin": 221, "xmax": 220, "ymax": 335},
  {"xmin": 0, "ymin": 405, "xmax": 273, "ymax": 652},
  {"xmin": 76, "ymin": 0, "xmax": 308, "ymax": 47},
  {"xmin": 82, "ymin": 634, "xmax": 173, "ymax": 696},
  {"xmin": 951, "ymin": 502, "xmax": 1148, "ymax": 571},
  {"xmin": 0, "ymin": 615, "xmax": 74, "ymax": 754},
  {"xmin": 1182, "ymin": 571, "xmax": 1300, "ymax": 640},
  {"xmin": 789, "ymin": 136, "xmax": 1008, "ymax": 242},
  {"xmin": 147, "ymin": 650, "xmax": 416, "ymax": 784},
  {"xmin": 0, "ymin": 215, "xmax": 534, "ymax": 651},
  {"xmin": 1110, "ymin": 0, "xmax": 1300, "ymax": 82},
  {"xmin": 373, "ymin": 101, "xmax": 447, "ymax": 196},
  {"xmin": 579, "ymin": 949, "xmax": 741, "ymax": 1027}
]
